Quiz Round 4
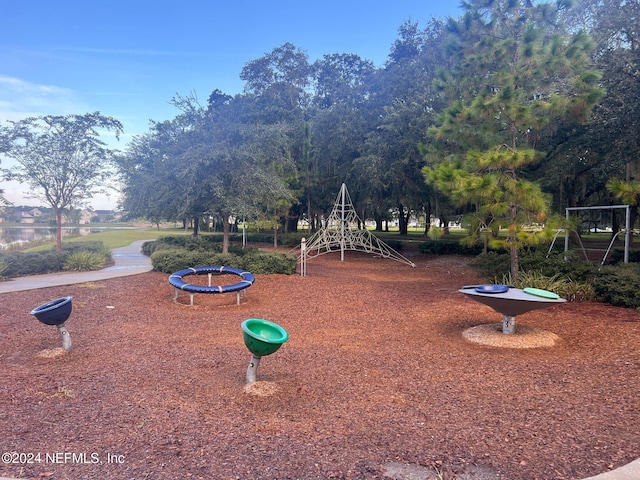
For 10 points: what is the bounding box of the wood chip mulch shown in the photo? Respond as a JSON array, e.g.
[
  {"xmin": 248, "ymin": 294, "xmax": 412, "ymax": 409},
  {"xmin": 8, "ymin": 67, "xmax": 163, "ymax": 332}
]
[{"xmin": 1, "ymin": 252, "xmax": 639, "ymax": 480}]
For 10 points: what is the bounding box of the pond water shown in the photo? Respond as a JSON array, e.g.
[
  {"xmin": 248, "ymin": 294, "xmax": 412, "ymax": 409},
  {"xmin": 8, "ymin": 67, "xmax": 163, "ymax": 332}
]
[{"xmin": 0, "ymin": 226, "xmax": 131, "ymax": 249}]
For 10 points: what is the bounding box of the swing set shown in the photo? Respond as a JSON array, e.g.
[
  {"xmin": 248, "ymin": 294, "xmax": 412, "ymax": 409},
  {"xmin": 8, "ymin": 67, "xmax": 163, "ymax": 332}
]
[{"xmin": 547, "ymin": 205, "xmax": 631, "ymax": 268}]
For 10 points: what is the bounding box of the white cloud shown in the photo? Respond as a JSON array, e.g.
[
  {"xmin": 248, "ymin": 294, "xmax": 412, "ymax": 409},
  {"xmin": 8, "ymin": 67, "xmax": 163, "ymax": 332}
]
[
  {"xmin": 0, "ymin": 75, "xmax": 87, "ymax": 122},
  {"xmin": 1, "ymin": 179, "xmax": 120, "ymax": 210},
  {"xmin": 0, "ymin": 76, "xmax": 121, "ymax": 209},
  {"xmin": 2, "ymin": 181, "xmax": 38, "ymax": 206}
]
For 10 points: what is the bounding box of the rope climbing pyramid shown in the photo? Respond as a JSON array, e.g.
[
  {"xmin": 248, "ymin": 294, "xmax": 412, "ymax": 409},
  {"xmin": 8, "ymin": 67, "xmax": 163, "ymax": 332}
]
[{"xmin": 299, "ymin": 183, "xmax": 416, "ymax": 275}]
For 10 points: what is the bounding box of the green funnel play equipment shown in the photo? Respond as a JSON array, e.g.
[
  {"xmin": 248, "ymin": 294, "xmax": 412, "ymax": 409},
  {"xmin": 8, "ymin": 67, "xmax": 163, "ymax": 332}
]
[
  {"xmin": 241, "ymin": 318, "xmax": 289, "ymax": 383},
  {"xmin": 242, "ymin": 319, "xmax": 289, "ymax": 356}
]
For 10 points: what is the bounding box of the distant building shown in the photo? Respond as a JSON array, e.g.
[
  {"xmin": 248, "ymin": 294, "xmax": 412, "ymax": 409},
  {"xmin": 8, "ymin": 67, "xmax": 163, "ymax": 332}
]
[
  {"xmin": 79, "ymin": 209, "xmax": 93, "ymax": 224},
  {"xmin": 20, "ymin": 208, "xmax": 43, "ymax": 224},
  {"xmin": 92, "ymin": 209, "xmax": 122, "ymax": 222},
  {"xmin": 0, "ymin": 205, "xmax": 121, "ymax": 224}
]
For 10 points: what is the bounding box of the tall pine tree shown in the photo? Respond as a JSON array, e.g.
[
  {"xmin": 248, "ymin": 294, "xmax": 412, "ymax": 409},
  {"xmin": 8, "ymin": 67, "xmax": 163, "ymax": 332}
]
[{"xmin": 423, "ymin": 0, "xmax": 603, "ymax": 280}]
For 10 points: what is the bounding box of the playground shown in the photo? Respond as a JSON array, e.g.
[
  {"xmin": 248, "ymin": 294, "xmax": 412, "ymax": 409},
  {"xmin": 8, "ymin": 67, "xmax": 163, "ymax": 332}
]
[{"xmin": 0, "ymin": 252, "xmax": 639, "ymax": 479}]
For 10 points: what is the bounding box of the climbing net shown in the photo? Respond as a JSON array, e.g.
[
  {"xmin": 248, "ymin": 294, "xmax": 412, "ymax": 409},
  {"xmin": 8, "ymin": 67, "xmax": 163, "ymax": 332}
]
[{"xmin": 298, "ymin": 183, "xmax": 416, "ymax": 276}]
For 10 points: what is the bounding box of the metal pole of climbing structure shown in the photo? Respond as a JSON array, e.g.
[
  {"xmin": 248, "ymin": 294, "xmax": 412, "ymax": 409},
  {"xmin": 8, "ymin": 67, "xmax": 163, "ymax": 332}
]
[
  {"xmin": 300, "ymin": 237, "xmax": 307, "ymax": 277},
  {"xmin": 340, "ymin": 183, "xmax": 346, "ymax": 261}
]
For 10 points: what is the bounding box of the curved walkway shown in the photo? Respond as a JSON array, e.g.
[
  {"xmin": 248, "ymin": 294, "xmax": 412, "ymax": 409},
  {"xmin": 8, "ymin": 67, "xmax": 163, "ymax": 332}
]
[
  {"xmin": 0, "ymin": 241, "xmax": 638, "ymax": 479},
  {"xmin": 0, "ymin": 240, "xmax": 153, "ymax": 294}
]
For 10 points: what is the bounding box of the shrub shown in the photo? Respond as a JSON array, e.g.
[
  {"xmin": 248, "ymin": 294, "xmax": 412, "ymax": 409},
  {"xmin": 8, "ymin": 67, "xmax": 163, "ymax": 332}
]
[
  {"xmin": 240, "ymin": 252, "xmax": 297, "ymax": 274},
  {"xmin": 147, "ymin": 237, "xmax": 298, "ymax": 275},
  {"xmin": 0, "ymin": 241, "xmax": 106, "ymax": 278},
  {"xmin": 144, "ymin": 235, "xmax": 223, "ymax": 255},
  {"xmin": 62, "ymin": 241, "xmax": 107, "ymax": 254},
  {"xmin": 561, "ymin": 279, "xmax": 596, "ymax": 302},
  {"xmin": 141, "ymin": 240, "xmax": 157, "ymax": 256},
  {"xmin": 610, "ymin": 247, "xmax": 640, "ymax": 264},
  {"xmin": 0, "ymin": 259, "xmax": 7, "ymax": 279},
  {"xmin": 427, "ymin": 226, "xmax": 444, "ymax": 241},
  {"xmin": 151, "ymin": 249, "xmax": 242, "ymax": 274},
  {"xmin": 383, "ymin": 238, "xmax": 404, "ymax": 251},
  {"xmin": 419, "ymin": 240, "xmax": 483, "ymax": 255},
  {"xmin": 593, "ymin": 264, "xmax": 640, "ymax": 308},
  {"xmin": 279, "ymin": 232, "xmax": 307, "ymax": 247},
  {"xmin": 202, "ymin": 253, "xmax": 245, "ymax": 269},
  {"xmin": 246, "ymin": 232, "xmax": 279, "ymax": 245},
  {"xmin": 519, "ymin": 249, "xmax": 595, "ymax": 283},
  {"xmin": 496, "ymin": 271, "xmax": 566, "ymax": 291},
  {"xmin": 470, "ymin": 249, "xmax": 595, "ymax": 283},
  {"xmin": 469, "ymin": 251, "xmax": 511, "ymax": 278},
  {"xmin": 495, "ymin": 271, "xmax": 595, "ymax": 302},
  {"xmin": 64, "ymin": 251, "xmax": 107, "ymax": 271},
  {"xmin": 0, "ymin": 251, "xmax": 67, "ymax": 277}
]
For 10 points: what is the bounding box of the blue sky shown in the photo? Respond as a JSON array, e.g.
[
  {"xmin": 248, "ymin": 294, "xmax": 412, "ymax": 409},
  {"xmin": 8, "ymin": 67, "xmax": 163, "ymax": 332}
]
[{"xmin": 1, "ymin": 1, "xmax": 462, "ymax": 209}]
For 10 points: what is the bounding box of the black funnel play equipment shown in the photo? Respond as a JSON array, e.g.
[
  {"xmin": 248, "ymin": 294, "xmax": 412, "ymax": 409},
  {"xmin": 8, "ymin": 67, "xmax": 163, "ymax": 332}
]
[{"xmin": 31, "ymin": 296, "xmax": 73, "ymax": 351}]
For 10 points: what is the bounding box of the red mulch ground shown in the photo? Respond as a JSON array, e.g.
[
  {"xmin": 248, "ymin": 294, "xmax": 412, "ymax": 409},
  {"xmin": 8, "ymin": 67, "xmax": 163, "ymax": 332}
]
[{"xmin": 0, "ymin": 252, "xmax": 639, "ymax": 480}]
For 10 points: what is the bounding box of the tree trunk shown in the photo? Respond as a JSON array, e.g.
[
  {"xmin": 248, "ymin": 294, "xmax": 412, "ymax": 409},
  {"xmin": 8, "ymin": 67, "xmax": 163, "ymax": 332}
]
[
  {"xmin": 398, "ymin": 204, "xmax": 408, "ymax": 235},
  {"xmin": 403, "ymin": 208, "xmax": 411, "ymax": 235},
  {"xmin": 55, "ymin": 209, "xmax": 63, "ymax": 252},
  {"xmin": 222, "ymin": 212, "xmax": 230, "ymax": 254},
  {"xmin": 193, "ymin": 216, "xmax": 200, "ymax": 236},
  {"xmin": 423, "ymin": 203, "xmax": 432, "ymax": 237},
  {"xmin": 374, "ymin": 214, "xmax": 384, "ymax": 232},
  {"xmin": 509, "ymin": 202, "xmax": 519, "ymax": 281},
  {"xmin": 286, "ymin": 211, "xmax": 298, "ymax": 233},
  {"xmin": 440, "ymin": 216, "xmax": 449, "ymax": 234}
]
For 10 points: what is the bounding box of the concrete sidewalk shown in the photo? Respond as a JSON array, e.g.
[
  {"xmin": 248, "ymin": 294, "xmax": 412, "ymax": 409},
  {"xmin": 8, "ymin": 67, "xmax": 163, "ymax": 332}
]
[
  {"xmin": 0, "ymin": 239, "xmax": 153, "ymax": 294},
  {"xmin": 581, "ymin": 462, "xmax": 640, "ymax": 480}
]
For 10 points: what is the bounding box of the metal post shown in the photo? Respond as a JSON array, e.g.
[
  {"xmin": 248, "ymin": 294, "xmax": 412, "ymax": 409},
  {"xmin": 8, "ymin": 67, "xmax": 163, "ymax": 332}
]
[
  {"xmin": 57, "ymin": 324, "xmax": 72, "ymax": 351},
  {"xmin": 300, "ymin": 237, "xmax": 306, "ymax": 277},
  {"xmin": 242, "ymin": 216, "xmax": 246, "ymax": 248},
  {"xmin": 625, "ymin": 205, "xmax": 630, "ymax": 264},
  {"xmin": 502, "ymin": 315, "xmax": 516, "ymax": 334},
  {"xmin": 565, "ymin": 208, "xmax": 570, "ymax": 261},
  {"xmin": 246, "ymin": 354, "xmax": 261, "ymax": 383},
  {"xmin": 340, "ymin": 183, "xmax": 346, "ymax": 261}
]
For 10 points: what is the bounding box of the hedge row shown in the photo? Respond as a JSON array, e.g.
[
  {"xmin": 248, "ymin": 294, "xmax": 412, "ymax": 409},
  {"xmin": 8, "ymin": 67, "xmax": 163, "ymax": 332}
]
[
  {"xmin": 419, "ymin": 240, "xmax": 484, "ymax": 256},
  {"xmin": 145, "ymin": 238, "xmax": 298, "ymax": 275},
  {"xmin": 593, "ymin": 264, "xmax": 640, "ymax": 308},
  {"xmin": 0, "ymin": 242, "xmax": 110, "ymax": 278}
]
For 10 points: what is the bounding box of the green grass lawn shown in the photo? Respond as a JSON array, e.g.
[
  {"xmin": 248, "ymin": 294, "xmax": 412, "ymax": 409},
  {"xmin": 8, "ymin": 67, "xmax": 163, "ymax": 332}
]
[{"xmin": 25, "ymin": 227, "xmax": 192, "ymax": 252}]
